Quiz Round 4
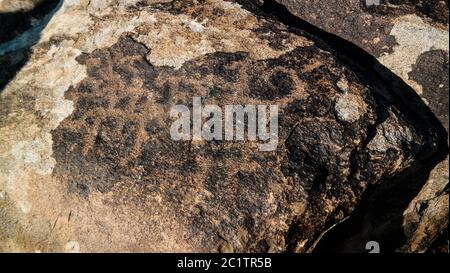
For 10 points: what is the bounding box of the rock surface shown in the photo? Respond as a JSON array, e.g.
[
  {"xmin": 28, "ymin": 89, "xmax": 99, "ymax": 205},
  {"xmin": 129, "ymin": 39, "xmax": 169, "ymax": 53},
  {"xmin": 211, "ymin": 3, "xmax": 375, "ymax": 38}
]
[
  {"xmin": 0, "ymin": 0, "xmax": 57, "ymax": 44},
  {"xmin": 0, "ymin": 0, "xmax": 446, "ymax": 252},
  {"xmin": 0, "ymin": 0, "xmax": 46, "ymax": 13},
  {"xmin": 260, "ymin": 0, "xmax": 449, "ymax": 125},
  {"xmin": 248, "ymin": 0, "xmax": 449, "ymax": 253}
]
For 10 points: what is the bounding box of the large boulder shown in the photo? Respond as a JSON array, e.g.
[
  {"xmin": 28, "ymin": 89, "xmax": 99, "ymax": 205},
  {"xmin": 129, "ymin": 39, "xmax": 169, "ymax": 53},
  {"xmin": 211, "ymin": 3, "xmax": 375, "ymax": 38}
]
[
  {"xmin": 0, "ymin": 0, "xmax": 445, "ymax": 252},
  {"xmin": 267, "ymin": 0, "xmax": 449, "ymax": 121},
  {"xmin": 250, "ymin": 0, "xmax": 449, "ymax": 252}
]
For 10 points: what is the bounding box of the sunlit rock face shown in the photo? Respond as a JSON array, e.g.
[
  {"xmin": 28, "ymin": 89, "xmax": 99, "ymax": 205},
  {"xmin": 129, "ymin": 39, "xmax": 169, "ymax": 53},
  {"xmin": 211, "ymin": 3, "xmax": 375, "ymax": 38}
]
[{"xmin": 0, "ymin": 0, "xmax": 445, "ymax": 252}]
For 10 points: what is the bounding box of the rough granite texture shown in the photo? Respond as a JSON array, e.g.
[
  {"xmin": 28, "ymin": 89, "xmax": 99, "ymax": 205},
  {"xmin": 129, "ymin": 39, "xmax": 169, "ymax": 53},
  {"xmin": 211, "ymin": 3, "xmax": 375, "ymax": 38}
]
[
  {"xmin": 248, "ymin": 0, "xmax": 449, "ymax": 253},
  {"xmin": 0, "ymin": 0, "xmax": 446, "ymax": 252},
  {"xmin": 264, "ymin": 0, "xmax": 449, "ymax": 114}
]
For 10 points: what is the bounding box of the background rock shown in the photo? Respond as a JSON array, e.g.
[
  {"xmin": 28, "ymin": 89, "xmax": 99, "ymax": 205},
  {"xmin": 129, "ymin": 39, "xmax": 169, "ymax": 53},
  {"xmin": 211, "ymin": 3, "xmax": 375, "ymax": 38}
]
[
  {"xmin": 0, "ymin": 0, "xmax": 447, "ymax": 253},
  {"xmin": 250, "ymin": 0, "xmax": 449, "ymax": 252},
  {"xmin": 0, "ymin": 0, "xmax": 46, "ymax": 13}
]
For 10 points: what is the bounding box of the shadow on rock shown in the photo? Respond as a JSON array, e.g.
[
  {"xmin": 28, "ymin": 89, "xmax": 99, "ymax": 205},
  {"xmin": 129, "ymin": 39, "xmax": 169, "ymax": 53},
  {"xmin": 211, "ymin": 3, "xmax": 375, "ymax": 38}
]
[
  {"xmin": 237, "ymin": 0, "xmax": 449, "ymax": 252},
  {"xmin": 0, "ymin": 0, "xmax": 62, "ymax": 92}
]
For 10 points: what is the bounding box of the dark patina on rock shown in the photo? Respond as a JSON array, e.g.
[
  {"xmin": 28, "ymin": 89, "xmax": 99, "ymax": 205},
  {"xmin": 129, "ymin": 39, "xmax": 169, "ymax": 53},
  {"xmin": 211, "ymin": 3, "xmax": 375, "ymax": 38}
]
[
  {"xmin": 0, "ymin": 0, "xmax": 445, "ymax": 252},
  {"xmin": 51, "ymin": 12, "xmax": 437, "ymax": 253}
]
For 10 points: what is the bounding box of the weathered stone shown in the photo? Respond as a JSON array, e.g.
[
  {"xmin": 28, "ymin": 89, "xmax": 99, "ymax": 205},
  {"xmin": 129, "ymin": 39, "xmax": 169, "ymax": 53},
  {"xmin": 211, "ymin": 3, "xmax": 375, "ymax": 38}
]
[
  {"xmin": 0, "ymin": 0, "xmax": 59, "ymax": 44},
  {"xmin": 0, "ymin": 0, "xmax": 46, "ymax": 13},
  {"xmin": 0, "ymin": 0, "xmax": 62, "ymax": 91},
  {"xmin": 401, "ymin": 158, "xmax": 449, "ymax": 253},
  {"xmin": 260, "ymin": 0, "xmax": 449, "ymax": 115},
  {"xmin": 253, "ymin": 0, "xmax": 449, "ymax": 252},
  {"xmin": 0, "ymin": 0, "xmax": 445, "ymax": 252}
]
